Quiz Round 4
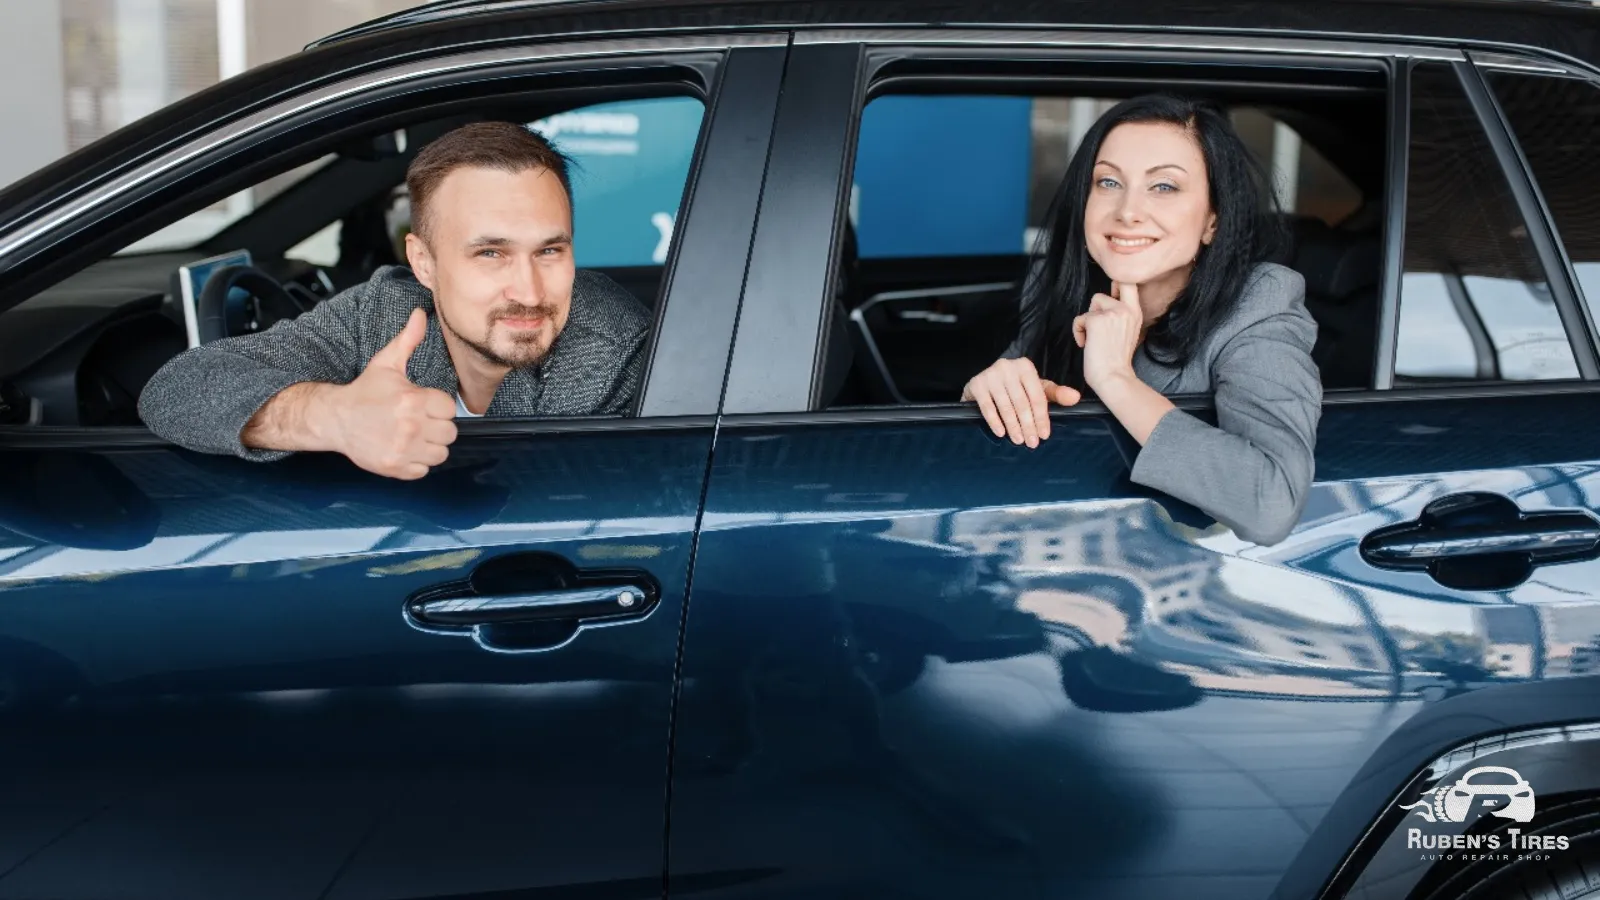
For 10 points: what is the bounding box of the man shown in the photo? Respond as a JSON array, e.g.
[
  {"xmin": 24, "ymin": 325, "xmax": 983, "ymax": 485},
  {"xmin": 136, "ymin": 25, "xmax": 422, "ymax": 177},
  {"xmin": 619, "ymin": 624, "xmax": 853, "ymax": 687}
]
[{"xmin": 138, "ymin": 121, "xmax": 650, "ymax": 480}]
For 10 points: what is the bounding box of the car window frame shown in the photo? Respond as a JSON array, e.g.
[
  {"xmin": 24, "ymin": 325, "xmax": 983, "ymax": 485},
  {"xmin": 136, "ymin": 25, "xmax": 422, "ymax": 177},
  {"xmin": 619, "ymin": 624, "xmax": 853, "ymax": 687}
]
[
  {"xmin": 1396, "ymin": 57, "xmax": 1600, "ymax": 384},
  {"xmin": 0, "ymin": 32, "xmax": 789, "ymax": 442},
  {"xmin": 1465, "ymin": 50, "xmax": 1600, "ymax": 376},
  {"xmin": 720, "ymin": 28, "xmax": 1600, "ymax": 423}
]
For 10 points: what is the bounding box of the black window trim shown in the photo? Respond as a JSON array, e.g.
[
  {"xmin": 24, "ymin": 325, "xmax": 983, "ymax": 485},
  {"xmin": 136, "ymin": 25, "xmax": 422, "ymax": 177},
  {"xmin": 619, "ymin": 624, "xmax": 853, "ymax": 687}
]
[
  {"xmin": 1373, "ymin": 58, "xmax": 1410, "ymax": 390},
  {"xmin": 0, "ymin": 33, "xmax": 791, "ymax": 447},
  {"xmin": 1453, "ymin": 57, "xmax": 1600, "ymax": 380},
  {"xmin": 725, "ymin": 28, "xmax": 1580, "ymax": 424},
  {"xmin": 1464, "ymin": 50, "xmax": 1600, "ymax": 375}
]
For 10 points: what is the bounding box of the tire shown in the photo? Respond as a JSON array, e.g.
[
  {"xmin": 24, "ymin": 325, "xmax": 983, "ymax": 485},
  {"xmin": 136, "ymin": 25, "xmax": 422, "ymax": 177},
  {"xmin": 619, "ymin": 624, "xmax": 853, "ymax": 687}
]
[{"xmin": 1417, "ymin": 800, "xmax": 1600, "ymax": 900}]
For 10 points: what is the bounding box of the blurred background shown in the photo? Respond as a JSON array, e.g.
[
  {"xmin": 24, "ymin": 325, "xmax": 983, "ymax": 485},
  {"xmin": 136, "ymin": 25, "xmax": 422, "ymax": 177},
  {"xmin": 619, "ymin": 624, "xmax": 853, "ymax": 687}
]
[{"xmin": 0, "ymin": 0, "xmax": 431, "ymax": 189}]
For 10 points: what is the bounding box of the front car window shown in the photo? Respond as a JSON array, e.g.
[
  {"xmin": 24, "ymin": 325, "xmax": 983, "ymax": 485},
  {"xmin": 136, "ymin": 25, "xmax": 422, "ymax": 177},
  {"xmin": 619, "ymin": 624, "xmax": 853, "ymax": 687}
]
[{"xmin": 117, "ymin": 154, "xmax": 339, "ymax": 256}]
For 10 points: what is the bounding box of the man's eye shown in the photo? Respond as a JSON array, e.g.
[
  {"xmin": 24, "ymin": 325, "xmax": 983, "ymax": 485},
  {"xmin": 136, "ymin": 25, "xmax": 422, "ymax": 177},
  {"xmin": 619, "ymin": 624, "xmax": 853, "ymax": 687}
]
[{"xmin": 478, "ymin": 249, "xmax": 501, "ymax": 258}]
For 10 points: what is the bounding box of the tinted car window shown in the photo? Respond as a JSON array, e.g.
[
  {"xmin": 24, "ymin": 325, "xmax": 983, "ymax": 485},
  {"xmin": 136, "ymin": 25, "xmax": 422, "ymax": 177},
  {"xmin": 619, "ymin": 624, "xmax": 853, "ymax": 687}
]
[
  {"xmin": 1395, "ymin": 62, "xmax": 1577, "ymax": 382},
  {"xmin": 1485, "ymin": 67, "xmax": 1600, "ymax": 335}
]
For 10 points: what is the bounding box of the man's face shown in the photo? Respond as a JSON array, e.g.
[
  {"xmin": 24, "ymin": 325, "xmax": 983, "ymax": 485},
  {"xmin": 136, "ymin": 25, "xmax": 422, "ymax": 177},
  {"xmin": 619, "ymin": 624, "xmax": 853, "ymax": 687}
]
[{"xmin": 406, "ymin": 165, "xmax": 574, "ymax": 371}]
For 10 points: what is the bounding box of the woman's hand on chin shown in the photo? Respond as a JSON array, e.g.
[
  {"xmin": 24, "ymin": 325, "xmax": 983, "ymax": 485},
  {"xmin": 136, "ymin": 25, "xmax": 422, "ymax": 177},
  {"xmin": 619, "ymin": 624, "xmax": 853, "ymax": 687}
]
[
  {"xmin": 1075, "ymin": 281, "xmax": 1145, "ymax": 392},
  {"xmin": 961, "ymin": 357, "xmax": 1081, "ymax": 448}
]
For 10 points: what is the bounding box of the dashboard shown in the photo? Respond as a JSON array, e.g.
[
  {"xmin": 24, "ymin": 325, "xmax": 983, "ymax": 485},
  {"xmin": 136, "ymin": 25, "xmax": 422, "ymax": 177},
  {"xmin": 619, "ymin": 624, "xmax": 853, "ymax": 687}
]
[{"xmin": 0, "ymin": 253, "xmax": 338, "ymax": 427}]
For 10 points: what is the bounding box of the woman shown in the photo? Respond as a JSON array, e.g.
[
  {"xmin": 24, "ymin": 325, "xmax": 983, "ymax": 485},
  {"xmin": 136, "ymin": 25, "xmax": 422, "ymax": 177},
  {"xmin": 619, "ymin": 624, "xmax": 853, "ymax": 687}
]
[{"xmin": 962, "ymin": 94, "xmax": 1321, "ymax": 546}]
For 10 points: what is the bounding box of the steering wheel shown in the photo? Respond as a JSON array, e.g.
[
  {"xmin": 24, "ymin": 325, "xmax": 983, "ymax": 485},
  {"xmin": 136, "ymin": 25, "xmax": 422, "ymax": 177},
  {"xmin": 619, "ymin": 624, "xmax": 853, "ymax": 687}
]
[{"xmin": 196, "ymin": 264, "xmax": 309, "ymax": 344}]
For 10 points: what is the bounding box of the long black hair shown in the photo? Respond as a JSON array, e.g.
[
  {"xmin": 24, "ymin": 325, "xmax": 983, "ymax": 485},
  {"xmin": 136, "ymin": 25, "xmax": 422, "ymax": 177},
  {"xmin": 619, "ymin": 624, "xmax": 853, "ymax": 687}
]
[{"xmin": 1017, "ymin": 93, "xmax": 1285, "ymax": 388}]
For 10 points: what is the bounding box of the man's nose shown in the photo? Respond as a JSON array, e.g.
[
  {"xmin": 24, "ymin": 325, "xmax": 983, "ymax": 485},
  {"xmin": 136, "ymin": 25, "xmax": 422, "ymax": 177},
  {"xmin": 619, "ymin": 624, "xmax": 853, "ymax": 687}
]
[{"xmin": 507, "ymin": 255, "xmax": 542, "ymax": 304}]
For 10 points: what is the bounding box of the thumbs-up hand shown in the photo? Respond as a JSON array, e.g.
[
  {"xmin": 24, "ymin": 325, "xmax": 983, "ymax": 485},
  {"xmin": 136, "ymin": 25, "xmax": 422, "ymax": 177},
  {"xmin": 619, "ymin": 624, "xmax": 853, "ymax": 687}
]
[
  {"xmin": 1074, "ymin": 281, "xmax": 1145, "ymax": 393},
  {"xmin": 320, "ymin": 309, "xmax": 459, "ymax": 480}
]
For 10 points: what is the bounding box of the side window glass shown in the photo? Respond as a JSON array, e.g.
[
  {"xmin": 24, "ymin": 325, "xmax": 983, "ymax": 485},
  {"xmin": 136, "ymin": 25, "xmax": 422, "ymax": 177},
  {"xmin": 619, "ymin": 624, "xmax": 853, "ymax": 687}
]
[
  {"xmin": 531, "ymin": 97, "xmax": 705, "ymax": 268},
  {"xmin": 1395, "ymin": 63, "xmax": 1578, "ymax": 383},
  {"xmin": 1484, "ymin": 68, "xmax": 1600, "ymax": 338}
]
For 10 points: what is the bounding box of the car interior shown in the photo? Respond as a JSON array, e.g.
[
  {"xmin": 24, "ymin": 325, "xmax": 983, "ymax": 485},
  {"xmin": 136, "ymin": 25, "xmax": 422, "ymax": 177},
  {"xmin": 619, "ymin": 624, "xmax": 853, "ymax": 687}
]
[
  {"xmin": 820, "ymin": 68, "xmax": 1389, "ymax": 409},
  {"xmin": 0, "ymin": 64, "xmax": 1389, "ymax": 430},
  {"xmin": 0, "ymin": 100, "xmax": 692, "ymax": 429}
]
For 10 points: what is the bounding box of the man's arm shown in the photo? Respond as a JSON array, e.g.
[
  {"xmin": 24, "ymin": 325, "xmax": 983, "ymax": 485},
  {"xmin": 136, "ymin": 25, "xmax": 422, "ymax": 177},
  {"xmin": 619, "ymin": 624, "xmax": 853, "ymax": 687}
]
[
  {"xmin": 238, "ymin": 382, "xmax": 343, "ymax": 453},
  {"xmin": 137, "ymin": 275, "xmax": 374, "ymax": 461}
]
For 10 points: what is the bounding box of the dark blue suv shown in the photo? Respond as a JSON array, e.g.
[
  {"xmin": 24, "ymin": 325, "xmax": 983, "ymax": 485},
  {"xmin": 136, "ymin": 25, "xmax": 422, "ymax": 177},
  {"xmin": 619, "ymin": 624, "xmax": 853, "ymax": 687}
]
[{"xmin": 2, "ymin": 2, "xmax": 1600, "ymax": 898}]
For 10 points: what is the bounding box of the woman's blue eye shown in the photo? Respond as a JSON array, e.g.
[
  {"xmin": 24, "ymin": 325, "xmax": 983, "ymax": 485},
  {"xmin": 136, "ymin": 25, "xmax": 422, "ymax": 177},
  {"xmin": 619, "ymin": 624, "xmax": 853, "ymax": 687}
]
[
  {"xmin": 1153, "ymin": 183, "xmax": 1177, "ymax": 193},
  {"xmin": 1097, "ymin": 177, "xmax": 1120, "ymax": 189}
]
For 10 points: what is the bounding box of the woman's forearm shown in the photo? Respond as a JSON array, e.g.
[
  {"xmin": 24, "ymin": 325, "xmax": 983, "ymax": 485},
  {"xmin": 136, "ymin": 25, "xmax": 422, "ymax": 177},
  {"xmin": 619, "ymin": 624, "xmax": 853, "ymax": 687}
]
[{"xmin": 1091, "ymin": 371, "xmax": 1176, "ymax": 444}]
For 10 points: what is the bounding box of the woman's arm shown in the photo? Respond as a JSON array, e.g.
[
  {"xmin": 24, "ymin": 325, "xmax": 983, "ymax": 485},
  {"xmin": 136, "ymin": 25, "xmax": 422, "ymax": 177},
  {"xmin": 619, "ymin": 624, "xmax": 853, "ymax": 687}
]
[
  {"xmin": 1127, "ymin": 310, "xmax": 1322, "ymax": 545},
  {"xmin": 1089, "ymin": 371, "xmax": 1175, "ymax": 444}
]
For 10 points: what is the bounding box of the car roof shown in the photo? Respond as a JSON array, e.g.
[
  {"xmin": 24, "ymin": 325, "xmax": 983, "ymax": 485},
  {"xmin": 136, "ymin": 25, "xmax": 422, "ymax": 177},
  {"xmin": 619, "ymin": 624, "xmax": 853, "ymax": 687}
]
[{"xmin": 307, "ymin": 0, "xmax": 1600, "ymax": 53}]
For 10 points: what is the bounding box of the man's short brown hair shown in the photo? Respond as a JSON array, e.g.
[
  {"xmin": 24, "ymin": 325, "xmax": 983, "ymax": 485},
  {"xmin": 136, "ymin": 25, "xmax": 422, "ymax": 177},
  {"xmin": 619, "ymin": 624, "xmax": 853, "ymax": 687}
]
[{"xmin": 405, "ymin": 121, "xmax": 573, "ymax": 242}]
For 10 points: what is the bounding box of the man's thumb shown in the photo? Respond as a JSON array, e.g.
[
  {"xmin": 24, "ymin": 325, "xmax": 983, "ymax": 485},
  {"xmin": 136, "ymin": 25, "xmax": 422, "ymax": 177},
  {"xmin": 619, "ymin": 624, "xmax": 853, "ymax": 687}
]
[{"xmin": 372, "ymin": 308, "xmax": 427, "ymax": 372}]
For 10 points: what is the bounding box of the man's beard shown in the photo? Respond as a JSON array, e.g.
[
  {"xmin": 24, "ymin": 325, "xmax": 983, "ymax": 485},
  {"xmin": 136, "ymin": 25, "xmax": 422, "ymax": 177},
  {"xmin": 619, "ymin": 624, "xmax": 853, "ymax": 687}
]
[{"xmin": 440, "ymin": 303, "xmax": 555, "ymax": 370}]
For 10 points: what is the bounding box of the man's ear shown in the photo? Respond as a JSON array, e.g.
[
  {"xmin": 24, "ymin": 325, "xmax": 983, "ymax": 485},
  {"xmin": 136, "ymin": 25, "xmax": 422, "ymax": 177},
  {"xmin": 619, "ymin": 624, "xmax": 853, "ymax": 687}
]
[{"xmin": 405, "ymin": 232, "xmax": 436, "ymax": 291}]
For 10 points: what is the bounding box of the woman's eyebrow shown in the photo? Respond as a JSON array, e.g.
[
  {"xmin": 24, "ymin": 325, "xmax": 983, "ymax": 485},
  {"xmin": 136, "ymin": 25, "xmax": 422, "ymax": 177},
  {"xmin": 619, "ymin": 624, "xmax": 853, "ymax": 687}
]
[{"xmin": 1093, "ymin": 161, "xmax": 1189, "ymax": 174}]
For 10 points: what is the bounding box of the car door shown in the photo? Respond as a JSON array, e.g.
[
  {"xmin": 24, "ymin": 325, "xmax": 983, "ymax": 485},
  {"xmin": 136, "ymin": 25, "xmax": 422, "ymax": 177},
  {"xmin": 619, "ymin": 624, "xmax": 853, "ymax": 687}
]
[
  {"xmin": 669, "ymin": 34, "xmax": 1600, "ymax": 900},
  {"xmin": 0, "ymin": 34, "xmax": 784, "ymax": 900}
]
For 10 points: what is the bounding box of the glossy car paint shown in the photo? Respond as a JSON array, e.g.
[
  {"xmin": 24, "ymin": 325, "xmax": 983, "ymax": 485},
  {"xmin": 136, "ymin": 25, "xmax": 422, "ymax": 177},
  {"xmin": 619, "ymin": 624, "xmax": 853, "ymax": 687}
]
[
  {"xmin": 0, "ymin": 25, "xmax": 786, "ymax": 900},
  {"xmin": 670, "ymin": 392, "xmax": 1600, "ymax": 899},
  {"xmin": 0, "ymin": 427, "xmax": 708, "ymax": 898},
  {"xmin": 1, "ymin": 3, "xmax": 1600, "ymax": 900},
  {"xmin": 667, "ymin": 21, "xmax": 1600, "ymax": 900}
]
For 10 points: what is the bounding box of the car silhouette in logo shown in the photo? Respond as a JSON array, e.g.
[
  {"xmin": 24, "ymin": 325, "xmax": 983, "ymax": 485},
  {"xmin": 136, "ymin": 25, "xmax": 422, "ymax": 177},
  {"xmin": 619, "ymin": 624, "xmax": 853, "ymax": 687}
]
[{"xmin": 1399, "ymin": 765, "xmax": 1536, "ymax": 824}]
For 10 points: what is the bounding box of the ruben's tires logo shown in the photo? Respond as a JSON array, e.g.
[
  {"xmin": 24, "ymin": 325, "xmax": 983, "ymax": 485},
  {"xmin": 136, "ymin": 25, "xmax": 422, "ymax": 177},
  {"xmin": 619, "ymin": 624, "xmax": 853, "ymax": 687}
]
[
  {"xmin": 1399, "ymin": 766, "xmax": 1536, "ymax": 824},
  {"xmin": 1399, "ymin": 765, "xmax": 1571, "ymax": 861}
]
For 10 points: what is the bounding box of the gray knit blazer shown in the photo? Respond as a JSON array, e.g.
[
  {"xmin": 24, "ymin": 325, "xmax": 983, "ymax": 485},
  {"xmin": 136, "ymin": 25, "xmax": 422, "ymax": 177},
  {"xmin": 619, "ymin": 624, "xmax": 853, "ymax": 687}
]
[
  {"xmin": 137, "ymin": 265, "xmax": 650, "ymax": 462},
  {"xmin": 1006, "ymin": 262, "xmax": 1322, "ymax": 546}
]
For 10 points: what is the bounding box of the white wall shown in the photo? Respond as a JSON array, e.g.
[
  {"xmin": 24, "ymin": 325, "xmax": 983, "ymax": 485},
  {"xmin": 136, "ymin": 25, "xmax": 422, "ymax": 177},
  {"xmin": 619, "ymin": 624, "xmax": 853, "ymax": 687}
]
[{"xmin": 0, "ymin": 0, "xmax": 67, "ymax": 189}]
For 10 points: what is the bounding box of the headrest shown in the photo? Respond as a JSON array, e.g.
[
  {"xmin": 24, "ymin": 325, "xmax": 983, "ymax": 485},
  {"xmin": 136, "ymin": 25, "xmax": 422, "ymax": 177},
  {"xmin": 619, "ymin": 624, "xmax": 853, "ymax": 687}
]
[{"xmin": 1288, "ymin": 217, "xmax": 1382, "ymax": 299}]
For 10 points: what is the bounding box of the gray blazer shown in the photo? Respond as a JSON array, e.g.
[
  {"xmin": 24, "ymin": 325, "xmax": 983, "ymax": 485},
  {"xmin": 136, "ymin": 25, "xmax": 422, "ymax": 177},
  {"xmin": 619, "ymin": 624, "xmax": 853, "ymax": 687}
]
[
  {"xmin": 1008, "ymin": 262, "xmax": 1322, "ymax": 545},
  {"xmin": 137, "ymin": 265, "xmax": 651, "ymax": 463}
]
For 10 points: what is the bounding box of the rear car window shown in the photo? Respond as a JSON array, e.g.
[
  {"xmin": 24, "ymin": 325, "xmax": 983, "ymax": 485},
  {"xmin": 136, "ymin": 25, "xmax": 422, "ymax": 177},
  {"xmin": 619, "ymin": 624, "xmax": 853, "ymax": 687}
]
[
  {"xmin": 1394, "ymin": 62, "xmax": 1578, "ymax": 383},
  {"xmin": 1484, "ymin": 67, "xmax": 1600, "ymax": 338},
  {"xmin": 850, "ymin": 94, "xmax": 1364, "ymax": 260}
]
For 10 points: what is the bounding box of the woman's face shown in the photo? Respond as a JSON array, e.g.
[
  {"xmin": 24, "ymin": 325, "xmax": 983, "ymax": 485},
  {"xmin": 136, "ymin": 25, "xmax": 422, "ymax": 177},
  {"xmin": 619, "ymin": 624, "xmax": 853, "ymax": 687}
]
[{"xmin": 1083, "ymin": 120, "xmax": 1218, "ymax": 299}]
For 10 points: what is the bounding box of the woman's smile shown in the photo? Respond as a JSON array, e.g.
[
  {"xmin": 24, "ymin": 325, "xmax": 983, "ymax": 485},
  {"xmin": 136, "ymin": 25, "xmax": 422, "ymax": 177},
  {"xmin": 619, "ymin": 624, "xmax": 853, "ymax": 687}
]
[{"xmin": 1107, "ymin": 234, "xmax": 1160, "ymax": 252}]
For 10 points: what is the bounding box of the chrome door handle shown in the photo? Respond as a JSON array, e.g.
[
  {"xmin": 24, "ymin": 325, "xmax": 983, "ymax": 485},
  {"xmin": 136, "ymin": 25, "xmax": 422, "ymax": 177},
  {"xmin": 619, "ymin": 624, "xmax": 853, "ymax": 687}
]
[
  {"xmin": 403, "ymin": 552, "xmax": 659, "ymax": 651},
  {"xmin": 408, "ymin": 585, "xmax": 654, "ymax": 627},
  {"xmin": 1362, "ymin": 523, "xmax": 1600, "ymax": 563}
]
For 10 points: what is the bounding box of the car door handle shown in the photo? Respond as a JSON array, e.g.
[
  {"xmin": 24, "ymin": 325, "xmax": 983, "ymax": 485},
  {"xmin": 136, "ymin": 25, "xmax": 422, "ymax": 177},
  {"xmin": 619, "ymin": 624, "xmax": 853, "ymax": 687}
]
[
  {"xmin": 1361, "ymin": 522, "xmax": 1600, "ymax": 563},
  {"xmin": 1359, "ymin": 492, "xmax": 1600, "ymax": 591},
  {"xmin": 408, "ymin": 585, "xmax": 653, "ymax": 627},
  {"xmin": 403, "ymin": 552, "xmax": 659, "ymax": 652}
]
